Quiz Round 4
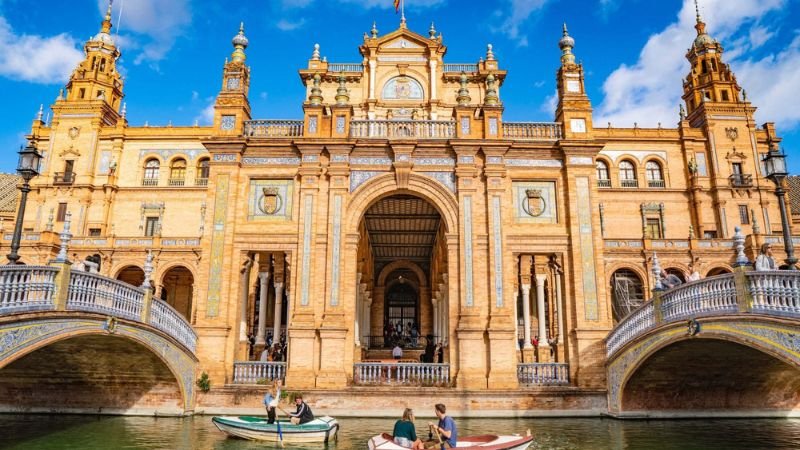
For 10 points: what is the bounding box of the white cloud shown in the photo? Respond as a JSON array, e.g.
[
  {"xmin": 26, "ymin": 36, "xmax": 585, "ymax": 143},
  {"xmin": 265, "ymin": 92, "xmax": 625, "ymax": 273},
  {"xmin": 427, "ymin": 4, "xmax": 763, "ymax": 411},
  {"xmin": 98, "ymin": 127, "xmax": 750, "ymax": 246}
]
[
  {"xmin": 98, "ymin": 0, "xmax": 191, "ymax": 66},
  {"xmin": 276, "ymin": 19, "xmax": 307, "ymax": 31},
  {"xmin": 195, "ymin": 97, "xmax": 215, "ymax": 126},
  {"xmin": 595, "ymin": 0, "xmax": 790, "ymax": 129},
  {"xmin": 335, "ymin": 0, "xmax": 446, "ymax": 8},
  {"xmin": 0, "ymin": 17, "xmax": 83, "ymax": 84},
  {"xmin": 491, "ymin": 0, "xmax": 550, "ymax": 47}
]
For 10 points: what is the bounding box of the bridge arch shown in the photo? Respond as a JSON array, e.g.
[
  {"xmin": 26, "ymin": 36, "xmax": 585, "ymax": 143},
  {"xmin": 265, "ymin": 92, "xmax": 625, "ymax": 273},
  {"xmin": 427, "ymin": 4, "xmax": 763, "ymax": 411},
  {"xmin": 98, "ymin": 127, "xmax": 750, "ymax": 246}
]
[
  {"xmin": 0, "ymin": 315, "xmax": 197, "ymax": 415},
  {"xmin": 608, "ymin": 316, "xmax": 800, "ymax": 416}
]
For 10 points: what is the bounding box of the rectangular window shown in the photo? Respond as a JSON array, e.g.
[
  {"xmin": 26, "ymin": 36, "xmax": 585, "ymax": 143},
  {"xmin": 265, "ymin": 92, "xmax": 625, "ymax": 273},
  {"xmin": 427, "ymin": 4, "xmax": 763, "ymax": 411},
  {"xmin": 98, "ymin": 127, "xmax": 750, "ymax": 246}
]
[
  {"xmin": 56, "ymin": 203, "xmax": 67, "ymax": 222},
  {"xmin": 703, "ymin": 230, "xmax": 718, "ymax": 239},
  {"xmin": 695, "ymin": 152, "xmax": 708, "ymax": 176},
  {"xmin": 721, "ymin": 90, "xmax": 729, "ymax": 101},
  {"xmin": 645, "ymin": 218, "xmax": 662, "ymax": 239},
  {"xmin": 79, "ymin": 88, "xmax": 86, "ymax": 99},
  {"xmin": 88, "ymin": 228, "xmax": 101, "ymax": 237},
  {"xmin": 732, "ymin": 162, "xmax": 743, "ymax": 175},
  {"xmin": 739, "ymin": 205, "xmax": 750, "ymax": 225},
  {"xmin": 144, "ymin": 217, "xmax": 159, "ymax": 237}
]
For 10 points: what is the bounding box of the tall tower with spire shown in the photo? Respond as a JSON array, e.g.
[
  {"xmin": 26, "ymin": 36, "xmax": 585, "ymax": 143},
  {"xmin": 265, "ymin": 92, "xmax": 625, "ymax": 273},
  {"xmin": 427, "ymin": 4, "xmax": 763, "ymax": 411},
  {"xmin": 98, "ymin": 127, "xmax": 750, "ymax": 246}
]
[
  {"xmin": 55, "ymin": 1, "xmax": 124, "ymax": 124},
  {"xmin": 213, "ymin": 23, "xmax": 252, "ymax": 135},
  {"xmin": 554, "ymin": 24, "xmax": 593, "ymax": 139}
]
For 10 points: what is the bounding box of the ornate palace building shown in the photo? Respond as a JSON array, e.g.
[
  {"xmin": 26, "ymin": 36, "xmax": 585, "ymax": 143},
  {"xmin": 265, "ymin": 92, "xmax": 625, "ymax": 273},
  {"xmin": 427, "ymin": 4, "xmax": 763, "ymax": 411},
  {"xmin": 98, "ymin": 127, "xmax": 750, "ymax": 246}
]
[{"xmin": 2, "ymin": 4, "xmax": 795, "ymax": 412}]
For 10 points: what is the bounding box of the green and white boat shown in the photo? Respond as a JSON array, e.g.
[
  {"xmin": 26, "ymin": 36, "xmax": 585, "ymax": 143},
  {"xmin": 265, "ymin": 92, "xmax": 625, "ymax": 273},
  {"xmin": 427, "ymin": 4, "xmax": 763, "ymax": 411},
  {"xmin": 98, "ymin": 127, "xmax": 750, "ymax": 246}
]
[{"xmin": 212, "ymin": 415, "xmax": 339, "ymax": 443}]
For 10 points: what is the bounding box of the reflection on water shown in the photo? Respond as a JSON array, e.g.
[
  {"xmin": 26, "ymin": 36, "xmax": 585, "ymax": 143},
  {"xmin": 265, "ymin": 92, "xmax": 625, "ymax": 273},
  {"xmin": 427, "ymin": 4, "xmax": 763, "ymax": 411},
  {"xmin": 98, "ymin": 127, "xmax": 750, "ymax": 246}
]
[{"xmin": 1, "ymin": 415, "xmax": 799, "ymax": 450}]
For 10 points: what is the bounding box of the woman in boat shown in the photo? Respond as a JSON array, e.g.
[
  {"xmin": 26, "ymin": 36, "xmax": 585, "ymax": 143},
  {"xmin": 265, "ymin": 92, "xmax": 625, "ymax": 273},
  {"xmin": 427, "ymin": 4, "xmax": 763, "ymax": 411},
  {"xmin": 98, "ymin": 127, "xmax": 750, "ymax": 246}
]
[
  {"xmin": 263, "ymin": 379, "xmax": 282, "ymax": 424},
  {"xmin": 392, "ymin": 408, "xmax": 424, "ymax": 449}
]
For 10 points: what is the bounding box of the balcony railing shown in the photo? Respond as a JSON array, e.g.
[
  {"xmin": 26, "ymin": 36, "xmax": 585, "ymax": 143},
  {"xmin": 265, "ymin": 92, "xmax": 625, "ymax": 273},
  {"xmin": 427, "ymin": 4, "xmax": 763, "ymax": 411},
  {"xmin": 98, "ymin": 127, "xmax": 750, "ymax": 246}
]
[
  {"xmin": 244, "ymin": 120, "xmax": 304, "ymax": 138},
  {"xmin": 443, "ymin": 63, "xmax": 479, "ymax": 73},
  {"xmin": 647, "ymin": 179, "xmax": 666, "ymax": 188},
  {"xmin": 233, "ymin": 361, "xmax": 287, "ymax": 384},
  {"xmin": 729, "ymin": 173, "xmax": 753, "ymax": 188},
  {"xmin": 328, "ymin": 63, "xmax": 363, "ymax": 72},
  {"xmin": 620, "ymin": 179, "xmax": 638, "ymax": 188},
  {"xmin": 141, "ymin": 178, "xmax": 159, "ymax": 186},
  {"xmin": 502, "ymin": 122, "xmax": 563, "ymax": 140},
  {"xmin": 53, "ymin": 172, "xmax": 75, "ymax": 185},
  {"xmin": 350, "ymin": 120, "xmax": 456, "ymax": 139},
  {"xmin": 355, "ymin": 362, "xmax": 450, "ymax": 386},
  {"xmin": 517, "ymin": 363, "xmax": 570, "ymax": 386},
  {"xmin": 597, "ymin": 179, "xmax": 612, "ymax": 188},
  {"xmin": 195, "ymin": 177, "xmax": 209, "ymax": 187},
  {"xmin": 606, "ymin": 271, "xmax": 800, "ymax": 359},
  {"xmin": 168, "ymin": 178, "xmax": 185, "ymax": 187}
]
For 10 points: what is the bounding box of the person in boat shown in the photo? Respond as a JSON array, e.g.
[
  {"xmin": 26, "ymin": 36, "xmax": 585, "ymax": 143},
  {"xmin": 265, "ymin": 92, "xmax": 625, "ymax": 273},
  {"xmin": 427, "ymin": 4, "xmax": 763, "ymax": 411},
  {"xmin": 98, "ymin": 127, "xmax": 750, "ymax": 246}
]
[
  {"xmin": 263, "ymin": 379, "xmax": 282, "ymax": 424},
  {"xmin": 429, "ymin": 403, "xmax": 457, "ymax": 448},
  {"xmin": 288, "ymin": 394, "xmax": 314, "ymax": 425},
  {"xmin": 392, "ymin": 408, "xmax": 424, "ymax": 449}
]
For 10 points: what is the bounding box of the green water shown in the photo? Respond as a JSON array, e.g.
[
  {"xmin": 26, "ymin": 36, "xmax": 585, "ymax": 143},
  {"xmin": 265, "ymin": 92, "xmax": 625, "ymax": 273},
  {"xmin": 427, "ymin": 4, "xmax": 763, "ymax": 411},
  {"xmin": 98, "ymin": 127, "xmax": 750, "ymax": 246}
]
[{"xmin": 1, "ymin": 415, "xmax": 799, "ymax": 449}]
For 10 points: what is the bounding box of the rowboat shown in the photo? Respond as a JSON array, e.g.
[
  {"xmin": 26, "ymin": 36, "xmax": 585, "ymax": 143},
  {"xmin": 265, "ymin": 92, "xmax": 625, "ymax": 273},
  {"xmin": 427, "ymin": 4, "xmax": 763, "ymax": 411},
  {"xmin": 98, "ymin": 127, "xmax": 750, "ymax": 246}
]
[
  {"xmin": 368, "ymin": 432, "xmax": 533, "ymax": 450},
  {"xmin": 212, "ymin": 415, "xmax": 339, "ymax": 443}
]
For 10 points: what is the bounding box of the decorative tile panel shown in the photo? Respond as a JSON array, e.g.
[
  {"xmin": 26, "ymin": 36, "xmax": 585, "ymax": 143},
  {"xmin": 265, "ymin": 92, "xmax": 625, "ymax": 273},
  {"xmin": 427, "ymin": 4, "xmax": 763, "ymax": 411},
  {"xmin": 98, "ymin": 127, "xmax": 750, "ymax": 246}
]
[
  {"xmin": 138, "ymin": 149, "xmax": 207, "ymax": 162},
  {"xmin": 458, "ymin": 156, "xmax": 474, "ymax": 164},
  {"xmin": 247, "ymin": 179, "xmax": 294, "ymax": 220},
  {"xmin": 213, "ymin": 154, "xmax": 237, "ymax": 162},
  {"xmin": 512, "ymin": 181, "xmax": 557, "ymax": 223},
  {"xmin": 419, "ymin": 172, "xmax": 456, "ymax": 193},
  {"xmin": 330, "ymin": 195, "xmax": 342, "ymax": 306},
  {"xmin": 331, "ymin": 154, "xmax": 349, "ymax": 163},
  {"xmin": 569, "ymin": 156, "xmax": 594, "ymax": 165},
  {"xmin": 221, "ymin": 115, "xmax": 236, "ymax": 130},
  {"xmin": 351, "ymin": 157, "xmax": 393, "ymax": 166},
  {"xmin": 506, "ymin": 159, "xmax": 563, "ymax": 168},
  {"xmin": 489, "ymin": 118, "xmax": 498, "ymax": 136},
  {"xmin": 300, "ymin": 195, "xmax": 314, "ymax": 306},
  {"xmin": 463, "ymin": 196, "xmax": 474, "ymax": 307},
  {"xmin": 336, "ymin": 116, "xmax": 346, "ymax": 134},
  {"xmin": 460, "ymin": 117, "xmax": 470, "ymax": 135},
  {"xmin": 576, "ymin": 177, "xmax": 599, "ymax": 320},
  {"xmin": 309, "ymin": 116, "xmax": 318, "ymax": 134},
  {"xmin": 206, "ymin": 174, "xmax": 229, "ymax": 317},
  {"xmin": 350, "ymin": 170, "xmax": 385, "ymax": 191},
  {"xmin": 492, "ymin": 196, "xmax": 504, "ymax": 307},
  {"xmin": 487, "ymin": 156, "xmax": 503, "ymax": 164},
  {"xmin": 412, "ymin": 157, "xmax": 455, "ymax": 166},
  {"xmin": 242, "ymin": 157, "xmax": 301, "ymax": 166}
]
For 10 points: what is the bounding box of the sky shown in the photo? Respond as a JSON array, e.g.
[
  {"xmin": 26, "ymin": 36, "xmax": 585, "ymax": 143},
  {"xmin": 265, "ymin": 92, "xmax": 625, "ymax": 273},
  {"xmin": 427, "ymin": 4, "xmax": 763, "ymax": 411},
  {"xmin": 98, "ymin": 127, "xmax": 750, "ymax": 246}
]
[{"xmin": 0, "ymin": 0, "xmax": 798, "ymax": 173}]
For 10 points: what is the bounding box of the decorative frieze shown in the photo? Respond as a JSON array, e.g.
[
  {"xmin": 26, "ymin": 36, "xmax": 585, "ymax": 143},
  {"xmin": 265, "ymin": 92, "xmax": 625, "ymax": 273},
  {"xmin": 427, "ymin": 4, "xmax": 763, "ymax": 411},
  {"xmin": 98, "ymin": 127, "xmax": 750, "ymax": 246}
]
[
  {"xmin": 242, "ymin": 157, "xmax": 301, "ymax": 166},
  {"xmin": 419, "ymin": 172, "xmax": 456, "ymax": 193},
  {"xmin": 505, "ymin": 159, "xmax": 563, "ymax": 168},
  {"xmin": 350, "ymin": 170, "xmax": 385, "ymax": 191}
]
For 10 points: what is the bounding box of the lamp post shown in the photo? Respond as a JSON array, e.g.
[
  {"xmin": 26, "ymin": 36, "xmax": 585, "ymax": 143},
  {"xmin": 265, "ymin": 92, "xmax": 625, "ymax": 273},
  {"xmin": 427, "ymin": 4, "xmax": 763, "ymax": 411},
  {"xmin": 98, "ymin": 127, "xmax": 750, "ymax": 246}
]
[
  {"xmin": 762, "ymin": 146, "xmax": 797, "ymax": 269},
  {"xmin": 6, "ymin": 143, "xmax": 42, "ymax": 264}
]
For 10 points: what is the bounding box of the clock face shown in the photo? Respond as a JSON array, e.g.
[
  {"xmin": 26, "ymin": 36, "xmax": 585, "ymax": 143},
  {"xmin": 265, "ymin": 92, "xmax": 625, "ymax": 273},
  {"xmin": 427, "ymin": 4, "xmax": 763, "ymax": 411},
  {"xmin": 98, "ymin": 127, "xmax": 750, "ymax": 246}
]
[
  {"xmin": 226, "ymin": 77, "xmax": 240, "ymax": 90},
  {"xmin": 566, "ymin": 80, "xmax": 581, "ymax": 93},
  {"xmin": 570, "ymin": 118, "xmax": 586, "ymax": 133}
]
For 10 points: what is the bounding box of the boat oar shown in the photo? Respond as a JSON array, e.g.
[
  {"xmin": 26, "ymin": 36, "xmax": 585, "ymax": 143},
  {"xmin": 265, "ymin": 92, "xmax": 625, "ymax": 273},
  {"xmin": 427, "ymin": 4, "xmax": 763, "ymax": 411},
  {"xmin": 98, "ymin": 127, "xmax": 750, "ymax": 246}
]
[{"xmin": 275, "ymin": 407, "xmax": 285, "ymax": 448}]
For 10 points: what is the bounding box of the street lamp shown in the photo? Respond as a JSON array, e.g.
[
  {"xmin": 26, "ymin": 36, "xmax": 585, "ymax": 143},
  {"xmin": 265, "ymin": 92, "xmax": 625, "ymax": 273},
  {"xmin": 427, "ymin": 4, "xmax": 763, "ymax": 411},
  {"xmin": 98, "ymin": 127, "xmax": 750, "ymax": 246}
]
[
  {"xmin": 6, "ymin": 142, "xmax": 42, "ymax": 264},
  {"xmin": 762, "ymin": 146, "xmax": 797, "ymax": 269}
]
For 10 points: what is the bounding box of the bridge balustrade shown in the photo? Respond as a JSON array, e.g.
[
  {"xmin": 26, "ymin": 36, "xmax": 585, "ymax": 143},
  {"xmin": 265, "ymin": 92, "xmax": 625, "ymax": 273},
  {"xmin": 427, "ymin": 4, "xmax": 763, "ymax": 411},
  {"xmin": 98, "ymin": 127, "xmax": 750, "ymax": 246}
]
[
  {"xmin": 68, "ymin": 271, "xmax": 144, "ymax": 321},
  {"xmin": 517, "ymin": 363, "xmax": 570, "ymax": 386},
  {"xmin": 232, "ymin": 361, "xmax": 286, "ymax": 384},
  {"xmin": 354, "ymin": 362, "xmax": 450, "ymax": 386},
  {"xmin": 606, "ymin": 270, "xmax": 800, "ymax": 359},
  {"xmin": 0, "ymin": 266, "xmax": 58, "ymax": 313}
]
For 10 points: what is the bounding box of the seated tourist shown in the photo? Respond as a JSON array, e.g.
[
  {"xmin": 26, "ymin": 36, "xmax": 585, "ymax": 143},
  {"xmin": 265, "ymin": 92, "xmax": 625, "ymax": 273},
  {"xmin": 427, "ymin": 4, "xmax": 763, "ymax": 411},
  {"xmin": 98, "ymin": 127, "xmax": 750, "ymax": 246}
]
[
  {"xmin": 392, "ymin": 408, "xmax": 424, "ymax": 449},
  {"xmin": 288, "ymin": 394, "xmax": 314, "ymax": 425}
]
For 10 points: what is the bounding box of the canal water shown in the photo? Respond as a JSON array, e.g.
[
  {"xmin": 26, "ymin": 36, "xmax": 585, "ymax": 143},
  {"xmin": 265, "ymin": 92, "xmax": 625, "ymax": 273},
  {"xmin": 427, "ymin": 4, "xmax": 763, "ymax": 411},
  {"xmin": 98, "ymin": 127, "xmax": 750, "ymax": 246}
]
[{"xmin": 1, "ymin": 415, "xmax": 799, "ymax": 449}]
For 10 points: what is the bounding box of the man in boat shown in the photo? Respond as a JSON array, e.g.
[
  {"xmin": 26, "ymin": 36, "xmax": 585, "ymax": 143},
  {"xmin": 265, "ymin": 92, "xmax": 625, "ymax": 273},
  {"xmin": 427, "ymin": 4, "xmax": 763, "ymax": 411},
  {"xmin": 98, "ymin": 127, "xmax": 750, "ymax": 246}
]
[
  {"xmin": 428, "ymin": 403, "xmax": 457, "ymax": 448},
  {"xmin": 288, "ymin": 394, "xmax": 314, "ymax": 425}
]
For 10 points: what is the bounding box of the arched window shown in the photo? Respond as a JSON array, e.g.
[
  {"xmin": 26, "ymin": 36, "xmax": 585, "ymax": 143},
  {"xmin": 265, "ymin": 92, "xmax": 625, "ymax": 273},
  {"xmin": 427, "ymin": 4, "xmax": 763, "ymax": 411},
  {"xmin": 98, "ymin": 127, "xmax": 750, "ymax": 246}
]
[
  {"xmin": 169, "ymin": 159, "xmax": 187, "ymax": 186},
  {"xmin": 196, "ymin": 158, "xmax": 210, "ymax": 186},
  {"xmin": 611, "ymin": 269, "xmax": 645, "ymax": 323},
  {"xmin": 619, "ymin": 160, "xmax": 637, "ymax": 188},
  {"xmin": 596, "ymin": 160, "xmax": 610, "ymax": 188},
  {"xmin": 646, "ymin": 161, "xmax": 664, "ymax": 188},
  {"xmin": 142, "ymin": 159, "xmax": 160, "ymax": 186}
]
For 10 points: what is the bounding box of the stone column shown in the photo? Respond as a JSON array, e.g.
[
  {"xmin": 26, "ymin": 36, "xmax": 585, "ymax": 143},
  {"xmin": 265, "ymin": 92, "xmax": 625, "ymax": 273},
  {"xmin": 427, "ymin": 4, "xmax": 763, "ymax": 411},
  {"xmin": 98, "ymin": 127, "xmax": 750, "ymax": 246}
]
[
  {"xmin": 359, "ymin": 282, "xmax": 368, "ymax": 347},
  {"xmin": 354, "ymin": 273, "xmax": 363, "ymax": 347},
  {"xmin": 429, "ymin": 60, "xmax": 437, "ymax": 100},
  {"xmin": 364, "ymin": 290, "xmax": 372, "ymax": 347},
  {"xmin": 513, "ymin": 289, "xmax": 520, "ymax": 351},
  {"xmin": 369, "ymin": 60, "xmax": 377, "ymax": 99},
  {"xmin": 554, "ymin": 268, "xmax": 565, "ymax": 352},
  {"xmin": 535, "ymin": 273, "xmax": 550, "ymax": 362},
  {"xmin": 272, "ymin": 282, "xmax": 284, "ymax": 343},
  {"xmin": 239, "ymin": 255, "xmax": 253, "ymax": 343},
  {"xmin": 256, "ymin": 271, "xmax": 270, "ymax": 346},
  {"xmin": 521, "ymin": 284, "xmax": 533, "ymax": 349},
  {"xmin": 431, "ymin": 297, "xmax": 440, "ymax": 342}
]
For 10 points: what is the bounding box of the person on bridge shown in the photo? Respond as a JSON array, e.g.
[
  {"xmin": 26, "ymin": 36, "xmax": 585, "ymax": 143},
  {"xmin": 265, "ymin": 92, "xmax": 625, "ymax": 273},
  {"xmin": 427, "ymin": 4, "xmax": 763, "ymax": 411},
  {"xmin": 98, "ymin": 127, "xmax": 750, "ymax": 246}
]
[
  {"xmin": 660, "ymin": 270, "xmax": 683, "ymax": 289},
  {"xmin": 755, "ymin": 243, "xmax": 778, "ymax": 271}
]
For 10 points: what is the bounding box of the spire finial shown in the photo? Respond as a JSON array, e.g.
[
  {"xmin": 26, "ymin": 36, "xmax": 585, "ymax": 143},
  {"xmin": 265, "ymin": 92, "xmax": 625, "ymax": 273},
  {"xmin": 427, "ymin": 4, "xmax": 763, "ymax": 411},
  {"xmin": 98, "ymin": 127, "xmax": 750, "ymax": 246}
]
[
  {"xmin": 694, "ymin": 0, "xmax": 702, "ymax": 24},
  {"xmin": 121, "ymin": 102, "xmax": 127, "ymax": 118},
  {"xmin": 311, "ymin": 43, "xmax": 320, "ymax": 61},
  {"xmin": 100, "ymin": 0, "xmax": 113, "ymax": 34},
  {"xmin": 429, "ymin": 22, "xmax": 436, "ymax": 39},
  {"xmin": 558, "ymin": 23, "xmax": 576, "ymax": 66},
  {"xmin": 36, "ymin": 104, "xmax": 43, "ymax": 121},
  {"xmin": 231, "ymin": 22, "xmax": 249, "ymax": 62},
  {"xmin": 486, "ymin": 44, "xmax": 495, "ymax": 61},
  {"xmin": 371, "ymin": 21, "xmax": 378, "ymax": 38}
]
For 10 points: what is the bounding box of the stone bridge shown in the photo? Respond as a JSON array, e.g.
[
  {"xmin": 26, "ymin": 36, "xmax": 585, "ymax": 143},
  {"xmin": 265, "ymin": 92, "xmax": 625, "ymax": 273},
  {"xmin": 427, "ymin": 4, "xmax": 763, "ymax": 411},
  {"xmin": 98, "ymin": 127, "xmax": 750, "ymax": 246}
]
[
  {"xmin": 0, "ymin": 262, "xmax": 198, "ymax": 415},
  {"xmin": 606, "ymin": 268, "xmax": 800, "ymax": 417}
]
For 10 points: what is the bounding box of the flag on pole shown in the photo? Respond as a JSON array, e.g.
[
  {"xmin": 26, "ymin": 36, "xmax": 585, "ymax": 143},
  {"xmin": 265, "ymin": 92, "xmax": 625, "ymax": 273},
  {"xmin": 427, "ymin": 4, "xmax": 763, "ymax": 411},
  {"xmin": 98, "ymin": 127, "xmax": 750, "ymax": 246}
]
[{"xmin": 394, "ymin": 0, "xmax": 401, "ymax": 13}]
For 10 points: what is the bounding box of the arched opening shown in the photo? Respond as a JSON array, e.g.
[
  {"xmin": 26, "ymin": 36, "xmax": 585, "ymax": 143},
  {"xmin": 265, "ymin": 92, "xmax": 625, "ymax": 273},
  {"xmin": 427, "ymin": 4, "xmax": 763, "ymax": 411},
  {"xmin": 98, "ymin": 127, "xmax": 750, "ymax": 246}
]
[
  {"xmin": 0, "ymin": 334, "xmax": 184, "ymax": 414},
  {"xmin": 142, "ymin": 159, "xmax": 160, "ymax": 186},
  {"xmin": 610, "ymin": 269, "xmax": 645, "ymax": 323},
  {"xmin": 168, "ymin": 158, "xmax": 187, "ymax": 186},
  {"xmin": 116, "ymin": 265, "xmax": 145, "ymax": 287},
  {"xmin": 596, "ymin": 160, "xmax": 610, "ymax": 188},
  {"xmin": 706, "ymin": 267, "xmax": 731, "ymax": 277},
  {"xmin": 358, "ymin": 193, "xmax": 447, "ymax": 358},
  {"xmin": 622, "ymin": 339, "xmax": 800, "ymax": 412},
  {"xmin": 619, "ymin": 160, "xmax": 638, "ymax": 188},
  {"xmin": 160, "ymin": 266, "xmax": 194, "ymax": 320}
]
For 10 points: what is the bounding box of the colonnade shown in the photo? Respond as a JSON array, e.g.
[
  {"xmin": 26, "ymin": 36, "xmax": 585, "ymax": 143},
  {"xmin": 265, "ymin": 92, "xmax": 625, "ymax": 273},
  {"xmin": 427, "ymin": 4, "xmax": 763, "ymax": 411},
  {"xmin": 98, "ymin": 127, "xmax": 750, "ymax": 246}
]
[
  {"xmin": 517, "ymin": 254, "xmax": 565, "ymax": 362},
  {"xmin": 238, "ymin": 251, "xmax": 289, "ymax": 357}
]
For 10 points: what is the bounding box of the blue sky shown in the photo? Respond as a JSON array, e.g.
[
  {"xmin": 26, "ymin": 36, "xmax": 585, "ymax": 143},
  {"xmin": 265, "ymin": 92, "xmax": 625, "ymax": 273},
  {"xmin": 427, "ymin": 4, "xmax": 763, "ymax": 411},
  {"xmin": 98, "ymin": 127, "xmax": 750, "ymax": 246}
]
[{"xmin": 0, "ymin": 0, "xmax": 798, "ymax": 173}]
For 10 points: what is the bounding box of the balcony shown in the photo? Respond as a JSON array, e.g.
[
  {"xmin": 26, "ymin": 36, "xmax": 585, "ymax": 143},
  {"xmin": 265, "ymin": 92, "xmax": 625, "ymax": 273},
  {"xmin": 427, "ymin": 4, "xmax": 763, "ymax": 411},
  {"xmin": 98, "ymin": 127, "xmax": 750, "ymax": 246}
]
[
  {"xmin": 647, "ymin": 179, "xmax": 666, "ymax": 188},
  {"xmin": 354, "ymin": 362, "xmax": 450, "ymax": 387},
  {"xmin": 53, "ymin": 172, "xmax": 75, "ymax": 185},
  {"xmin": 517, "ymin": 363, "xmax": 570, "ymax": 386},
  {"xmin": 620, "ymin": 179, "xmax": 639, "ymax": 188},
  {"xmin": 350, "ymin": 119, "xmax": 456, "ymax": 140},
  {"xmin": 597, "ymin": 179, "xmax": 611, "ymax": 188},
  {"xmin": 443, "ymin": 63, "xmax": 479, "ymax": 73},
  {"xmin": 729, "ymin": 173, "xmax": 753, "ymax": 188},
  {"xmin": 232, "ymin": 361, "xmax": 286, "ymax": 384},
  {"xmin": 195, "ymin": 177, "xmax": 208, "ymax": 187},
  {"xmin": 502, "ymin": 122, "xmax": 563, "ymax": 140},
  {"xmin": 244, "ymin": 120, "xmax": 304, "ymax": 138},
  {"xmin": 168, "ymin": 178, "xmax": 185, "ymax": 187},
  {"xmin": 141, "ymin": 178, "xmax": 159, "ymax": 186},
  {"xmin": 327, "ymin": 63, "xmax": 362, "ymax": 73}
]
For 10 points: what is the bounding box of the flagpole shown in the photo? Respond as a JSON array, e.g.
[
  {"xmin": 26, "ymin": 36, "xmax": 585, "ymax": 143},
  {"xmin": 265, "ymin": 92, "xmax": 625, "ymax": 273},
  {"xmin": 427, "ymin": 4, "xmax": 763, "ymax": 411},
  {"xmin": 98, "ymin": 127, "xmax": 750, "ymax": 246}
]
[{"xmin": 401, "ymin": 0, "xmax": 405, "ymax": 26}]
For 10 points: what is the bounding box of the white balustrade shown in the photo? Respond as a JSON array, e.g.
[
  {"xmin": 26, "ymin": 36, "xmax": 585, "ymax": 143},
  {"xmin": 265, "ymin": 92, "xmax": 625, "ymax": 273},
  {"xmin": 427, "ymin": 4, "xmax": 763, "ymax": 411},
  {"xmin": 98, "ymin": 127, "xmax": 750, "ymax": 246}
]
[
  {"xmin": 502, "ymin": 122, "xmax": 563, "ymax": 140},
  {"xmin": 0, "ymin": 266, "xmax": 58, "ymax": 313},
  {"xmin": 747, "ymin": 271, "xmax": 800, "ymax": 315},
  {"xmin": 517, "ymin": 363, "xmax": 570, "ymax": 386},
  {"xmin": 244, "ymin": 120, "xmax": 304, "ymax": 138},
  {"xmin": 606, "ymin": 301, "xmax": 655, "ymax": 357},
  {"xmin": 354, "ymin": 362, "xmax": 450, "ymax": 386},
  {"xmin": 149, "ymin": 298, "xmax": 197, "ymax": 352},
  {"xmin": 349, "ymin": 120, "xmax": 456, "ymax": 139},
  {"xmin": 660, "ymin": 274, "xmax": 737, "ymax": 321},
  {"xmin": 67, "ymin": 271, "xmax": 144, "ymax": 321},
  {"xmin": 443, "ymin": 64, "xmax": 479, "ymax": 73},
  {"xmin": 233, "ymin": 361, "xmax": 287, "ymax": 384},
  {"xmin": 328, "ymin": 63, "xmax": 363, "ymax": 72}
]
